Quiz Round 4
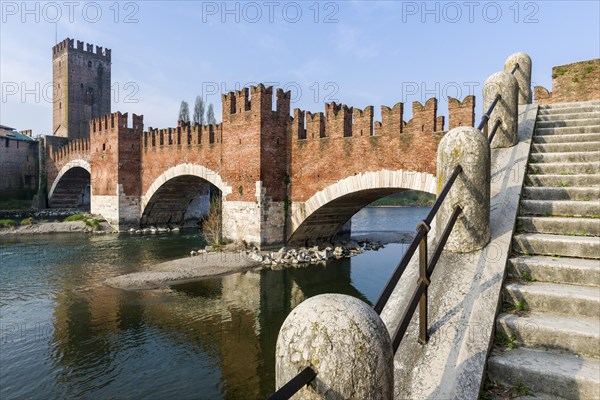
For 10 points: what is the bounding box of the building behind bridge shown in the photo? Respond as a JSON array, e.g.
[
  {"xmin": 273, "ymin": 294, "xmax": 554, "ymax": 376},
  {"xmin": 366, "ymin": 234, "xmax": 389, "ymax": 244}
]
[{"xmin": 0, "ymin": 125, "xmax": 39, "ymax": 202}]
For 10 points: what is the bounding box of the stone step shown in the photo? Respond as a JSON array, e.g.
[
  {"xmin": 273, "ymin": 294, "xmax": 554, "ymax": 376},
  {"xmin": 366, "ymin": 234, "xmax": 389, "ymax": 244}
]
[
  {"xmin": 522, "ymin": 186, "xmax": 599, "ymax": 201},
  {"xmin": 509, "ymin": 255, "xmax": 600, "ymax": 287},
  {"xmin": 531, "ymin": 141, "xmax": 600, "ymax": 153},
  {"xmin": 528, "ymin": 162, "xmax": 600, "ymax": 175},
  {"xmin": 517, "ymin": 216, "xmax": 600, "ymax": 236},
  {"xmin": 487, "ymin": 347, "xmax": 600, "ymax": 400},
  {"xmin": 496, "ymin": 312, "xmax": 600, "ymax": 357},
  {"xmin": 512, "ymin": 233, "xmax": 600, "ymax": 259},
  {"xmin": 529, "ymin": 151, "xmax": 600, "ymax": 163},
  {"xmin": 536, "ymin": 125, "xmax": 600, "ymax": 135},
  {"xmin": 503, "ymin": 281, "xmax": 600, "ymax": 317},
  {"xmin": 536, "ymin": 118, "xmax": 600, "ymax": 128},
  {"xmin": 539, "ymin": 100, "xmax": 600, "ymax": 110},
  {"xmin": 536, "ymin": 111, "xmax": 600, "ymax": 121},
  {"xmin": 533, "ymin": 132, "xmax": 600, "ymax": 144},
  {"xmin": 520, "ymin": 200, "xmax": 600, "ymax": 217},
  {"xmin": 538, "ymin": 106, "xmax": 600, "ymax": 116},
  {"xmin": 525, "ymin": 174, "xmax": 600, "ymax": 187}
]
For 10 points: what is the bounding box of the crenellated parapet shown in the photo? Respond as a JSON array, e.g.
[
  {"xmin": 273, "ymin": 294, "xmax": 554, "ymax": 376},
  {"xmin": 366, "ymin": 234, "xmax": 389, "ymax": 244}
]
[
  {"xmin": 49, "ymin": 137, "xmax": 90, "ymax": 164},
  {"xmin": 289, "ymin": 94, "xmax": 476, "ymax": 143},
  {"xmin": 352, "ymin": 106, "xmax": 374, "ymax": 137},
  {"xmin": 52, "ymin": 37, "xmax": 111, "ymax": 61},
  {"xmin": 404, "ymin": 98, "xmax": 440, "ymax": 133},
  {"xmin": 325, "ymin": 102, "xmax": 353, "ymax": 138},
  {"xmin": 144, "ymin": 122, "xmax": 223, "ymax": 148},
  {"xmin": 448, "ymin": 95, "xmax": 475, "ymax": 130},
  {"xmin": 221, "ymin": 84, "xmax": 291, "ymax": 121},
  {"xmin": 375, "ymin": 103, "xmax": 404, "ymax": 136}
]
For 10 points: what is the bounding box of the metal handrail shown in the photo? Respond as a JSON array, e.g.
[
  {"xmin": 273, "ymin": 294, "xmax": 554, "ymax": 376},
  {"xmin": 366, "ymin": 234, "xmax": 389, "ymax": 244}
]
[
  {"xmin": 477, "ymin": 93, "xmax": 501, "ymax": 131},
  {"xmin": 487, "ymin": 119, "xmax": 502, "ymax": 144},
  {"xmin": 268, "ymin": 61, "xmax": 522, "ymax": 399},
  {"xmin": 373, "ymin": 164, "xmax": 462, "ymax": 314},
  {"xmin": 267, "ymin": 366, "xmax": 317, "ymax": 400},
  {"xmin": 390, "ymin": 205, "xmax": 462, "ymax": 352}
]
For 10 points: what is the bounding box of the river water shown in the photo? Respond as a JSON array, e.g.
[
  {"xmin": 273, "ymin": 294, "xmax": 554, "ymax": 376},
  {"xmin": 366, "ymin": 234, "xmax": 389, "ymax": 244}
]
[{"xmin": 0, "ymin": 206, "xmax": 429, "ymax": 400}]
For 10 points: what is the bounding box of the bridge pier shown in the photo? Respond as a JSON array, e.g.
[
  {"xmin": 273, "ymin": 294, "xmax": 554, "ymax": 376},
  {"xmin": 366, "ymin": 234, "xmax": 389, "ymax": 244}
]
[
  {"xmin": 91, "ymin": 187, "xmax": 140, "ymax": 231},
  {"xmin": 222, "ymin": 182, "xmax": 287, "ymax": 248}
]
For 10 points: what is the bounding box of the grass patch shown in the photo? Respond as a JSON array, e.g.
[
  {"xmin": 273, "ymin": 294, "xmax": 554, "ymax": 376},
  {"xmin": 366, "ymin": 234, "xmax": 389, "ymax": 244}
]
[
  {"xmin": 0, "ymin": 219, "xmax": 16, "ymax": 229},
  {"xmin": 20, "ymin": 217, "xmax": 35, "ymax": 226},
  {"xmin": 513, "ymin": 380, "xmax": 533, "ymax": 396},
  {"xmin": 63, "ymin": 213, "xmax": 87, "ymax": 222},
  {"xmin": 496, "ymin": 331, "xmax": 518, "ymax": 349},
  {"xmin": 370, "ymin": 190, "xmax": 435, "ymax": 207},
  {"xmin": 553, "ymin": 66, "xmax": 568, "ymax": 77},
  {"xmin": 521, "ymin": 272, "xmax": 536, "ymax": 282},
  {"xmin": 505, "ymin": 300, "xmax": 530, "ymax": 316}
]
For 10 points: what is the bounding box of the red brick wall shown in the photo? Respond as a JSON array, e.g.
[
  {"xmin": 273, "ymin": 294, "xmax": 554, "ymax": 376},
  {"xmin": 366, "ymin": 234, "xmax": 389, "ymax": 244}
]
[
  {"xmin": 288, "ymin": 99, "xmax": 445, "ymax": 202},
  {"xmin": 140, "ymin": 123, "xmax": 222, "ymax": 195},
  {"xmin": 89, "ymin": 112, "xmax": 141, "ymax": 196},
  {"xmin": 535, "ymin": 59, "xmax": 600, "ymax": 104},
  {"xmin": 47, "ymin": 88, "xmax": 477, "ymax": 217},
  {"xmin": 46, "ymin": 136, "xmax": 88, "ymax": 191},
  {"xmin": 448, "ymin": 96, "xmax": 475, "ymax": 130}
]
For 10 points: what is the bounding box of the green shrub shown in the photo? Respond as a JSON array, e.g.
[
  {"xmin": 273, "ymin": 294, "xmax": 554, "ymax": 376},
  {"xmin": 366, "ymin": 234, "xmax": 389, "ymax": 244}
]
[
  {"xmin": 64, "ymin": 213, "xmax": 87, "ymax": 222},
  {"xmin": 20, "ymin": 217, "xmax": 35, "ymax": 226},
  {"xmin": 0, "ymin": 219, "xmax": 16, "ymax": 228}
]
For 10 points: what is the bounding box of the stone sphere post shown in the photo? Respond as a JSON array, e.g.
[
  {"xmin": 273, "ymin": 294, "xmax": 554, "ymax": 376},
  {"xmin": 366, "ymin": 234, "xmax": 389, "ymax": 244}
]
[
  {"xmin": 484, "ymin": 72, "xmax": 519, "ymax": 148},
  {"xmin": 436, "ymin": 127, "xmax": 490, "ymax": 252},
  {"xmin": 275, "ymin": 294, "xmax": 393, "ymax": 399},
  {"xmin": 504, "ymin": 52, "xmax": 532, "ymax": 104}
]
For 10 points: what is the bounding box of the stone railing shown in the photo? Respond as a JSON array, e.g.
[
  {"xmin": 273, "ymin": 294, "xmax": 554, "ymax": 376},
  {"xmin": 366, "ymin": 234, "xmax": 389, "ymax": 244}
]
[{"xmin": 269, "ymin": 52, "xmax": 532, "ymax": 400}]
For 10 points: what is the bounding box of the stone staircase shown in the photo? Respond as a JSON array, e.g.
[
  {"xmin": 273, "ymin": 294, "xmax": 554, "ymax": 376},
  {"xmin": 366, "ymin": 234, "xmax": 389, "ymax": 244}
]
[{"xmin": 487, "ymin": 100, "xmax": 600, "ymax": 399}]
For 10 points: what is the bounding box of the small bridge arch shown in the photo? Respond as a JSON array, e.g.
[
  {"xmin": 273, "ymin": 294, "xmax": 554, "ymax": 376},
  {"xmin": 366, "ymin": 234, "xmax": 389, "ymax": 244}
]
[
  {"xmin": 140, "ymin": 163, "xmax": 232, "ymax": 226},
  {"xmin": 288, "ymin": 169, "xmax": 437, "ymax": 244},
  {"xmin": 48, "ymin": 159, "xmax": 91, "ymax": 209}
]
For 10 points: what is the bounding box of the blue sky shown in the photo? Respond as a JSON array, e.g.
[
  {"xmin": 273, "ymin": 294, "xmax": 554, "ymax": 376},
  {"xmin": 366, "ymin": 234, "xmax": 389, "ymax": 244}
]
[{"xmin": 1, "ymin": 1, "xmax": 599, "ymax": 135}]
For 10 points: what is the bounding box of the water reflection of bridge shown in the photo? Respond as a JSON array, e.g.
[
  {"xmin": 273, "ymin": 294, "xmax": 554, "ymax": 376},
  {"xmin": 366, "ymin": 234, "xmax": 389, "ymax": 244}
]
[{"xmin": 51, "ymin": 260, "xmax": 367, "ymax": 398}]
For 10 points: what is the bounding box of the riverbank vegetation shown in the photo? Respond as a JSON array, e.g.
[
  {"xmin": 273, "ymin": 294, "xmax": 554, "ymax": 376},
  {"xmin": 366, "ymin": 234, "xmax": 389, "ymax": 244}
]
[{"xmin": 370, "ymin": 190, "xmax": 435, "ymax": 207}]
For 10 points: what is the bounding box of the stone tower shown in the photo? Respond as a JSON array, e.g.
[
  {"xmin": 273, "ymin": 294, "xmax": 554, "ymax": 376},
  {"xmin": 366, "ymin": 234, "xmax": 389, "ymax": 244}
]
[{"xmin": 52, "ymin": 38, "xmax": 111, "ymax": 139}]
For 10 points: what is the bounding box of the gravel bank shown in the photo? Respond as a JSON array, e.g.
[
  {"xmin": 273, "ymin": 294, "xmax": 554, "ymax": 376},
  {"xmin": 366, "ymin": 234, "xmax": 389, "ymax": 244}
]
[{"xmin": 105, "ymin": 251, "xmax": 261, "ymax": 290}]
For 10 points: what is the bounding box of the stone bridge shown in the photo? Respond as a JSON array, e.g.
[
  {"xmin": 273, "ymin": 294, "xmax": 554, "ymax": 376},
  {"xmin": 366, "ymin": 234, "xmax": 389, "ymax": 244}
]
[{"xmin": 45, "ymin": 84, "xmax": 475, "ymax": 247}]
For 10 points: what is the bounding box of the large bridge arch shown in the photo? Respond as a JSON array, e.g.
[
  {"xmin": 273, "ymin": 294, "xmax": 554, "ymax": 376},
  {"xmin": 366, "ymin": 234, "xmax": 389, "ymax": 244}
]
[
  {"xmin": 48, "ymin": 160, "xmax": 91, "ymax": 209},
  {"xmin": 140, "ymin": 164, "xmax": 232, "ymax": 227},
  {"xmin": 288, "ymin": 169, "xmax": 437, "ymax": 244}
]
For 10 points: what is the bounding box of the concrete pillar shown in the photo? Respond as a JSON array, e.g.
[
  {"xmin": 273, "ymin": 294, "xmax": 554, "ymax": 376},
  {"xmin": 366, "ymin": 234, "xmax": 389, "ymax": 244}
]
[
  {"xmin": 436, "ymin": 127, "xmax": 490, "ymax": 252},
  {"xmin": 483, "ymin": 72, "xmax": 519, "ymax": 148},
  {"xmin": 275, "ymin": 294, "xmax": 393, "ymax": 399},
  {"xmin": 504, "ymin": 52, "xmax": 532, "ymax": 105}
]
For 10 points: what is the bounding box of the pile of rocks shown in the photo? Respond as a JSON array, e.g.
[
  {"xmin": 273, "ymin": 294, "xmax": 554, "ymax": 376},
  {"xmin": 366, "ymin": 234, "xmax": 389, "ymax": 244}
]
[
  {"xmin": 128, "ymin": 226, "xmax": 181, "ymax": 234},
  {"xmin": 247, "ymin": 240, "xmax": 384, "ymax": 267},
  {"xmin": 0, "ymin": 209, "xmax": 82, "ymax": 220}
]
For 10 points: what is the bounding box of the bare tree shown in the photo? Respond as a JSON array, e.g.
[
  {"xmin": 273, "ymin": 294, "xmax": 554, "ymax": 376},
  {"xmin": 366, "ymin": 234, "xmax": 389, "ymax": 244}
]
[
  {"xmin": 202, "ymin": 197, "xmax": 222, "ymax": 247},
  {"xmin": 178, "ymin": 101, "xmax": 190, "ymax": 123},
  {"xmin": 193, "ymin": 96, "xmax": 205, "ymax": 125}
]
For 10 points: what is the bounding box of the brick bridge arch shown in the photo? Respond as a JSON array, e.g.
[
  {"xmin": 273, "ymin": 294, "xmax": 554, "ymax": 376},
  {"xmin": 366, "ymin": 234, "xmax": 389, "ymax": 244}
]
[
  {"xmin": 44, "ymin": 87, "xmax": 476, "ymax": 246},
  {"xmin": 48, "ymin": 159, "xmax": 91, "ymax": 209},
  {"xmin": 140, "ymin": 164, "xmax": 232, "ymax": 226},
  {"xmin": 288, "ymin": 169, "xmax": 437, "ymax": 244}
]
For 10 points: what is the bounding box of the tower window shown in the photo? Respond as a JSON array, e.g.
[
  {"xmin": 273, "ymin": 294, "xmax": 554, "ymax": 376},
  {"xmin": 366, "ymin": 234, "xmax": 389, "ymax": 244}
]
[
  {"xmin": 80, "ymin": 83, "xmax": 84, "ymax": 89},
  {"xmin": 59, "ymin": 102, "xmax": 61, "ymax": 109},
  {"xmin": 88, "ymin": 61, "xmax": 92, "ymax": 68},
  {"xmin": 5, "ymin": 138, "xmax": 9, "ymax": 148}
]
